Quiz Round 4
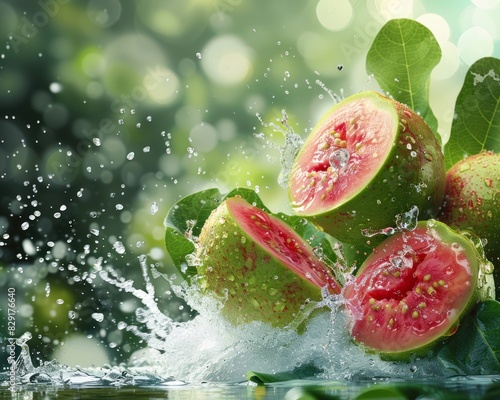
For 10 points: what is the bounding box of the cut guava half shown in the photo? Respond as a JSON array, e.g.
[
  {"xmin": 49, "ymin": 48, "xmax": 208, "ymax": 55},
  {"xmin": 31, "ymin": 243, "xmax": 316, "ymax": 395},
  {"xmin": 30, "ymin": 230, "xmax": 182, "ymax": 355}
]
[
  {"xmin": 288, "ymin": 91, "xmax": 445, "ymax": 247},
  {"xmin": 196, "ymin": 196, "xmax": 341, "ymax": 329},
  {"xmin": 343, "ymin": 220, "xmax": 494, "ymax": 359}
]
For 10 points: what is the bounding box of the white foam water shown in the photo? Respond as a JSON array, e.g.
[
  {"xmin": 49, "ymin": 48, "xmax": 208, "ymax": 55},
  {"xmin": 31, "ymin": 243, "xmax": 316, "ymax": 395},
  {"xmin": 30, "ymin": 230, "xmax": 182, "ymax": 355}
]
[
  {"xmin": 4, "ymin": 253, "xmax": 448, "ymax": 387},
  {"xmin": 75, "ymin": 255, "xmax": 446, "ymax": 383}
]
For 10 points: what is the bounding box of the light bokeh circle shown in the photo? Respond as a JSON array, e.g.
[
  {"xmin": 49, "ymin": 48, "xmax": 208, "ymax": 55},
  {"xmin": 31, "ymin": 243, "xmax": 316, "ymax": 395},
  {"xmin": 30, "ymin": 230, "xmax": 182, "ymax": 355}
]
[
  {"xmin": 457, "ymin": 26, "xmax": 494, "ymax": 65},
  {"xmin": 316, "ymin": 0, "xmax": 353, "ymax": 31}
]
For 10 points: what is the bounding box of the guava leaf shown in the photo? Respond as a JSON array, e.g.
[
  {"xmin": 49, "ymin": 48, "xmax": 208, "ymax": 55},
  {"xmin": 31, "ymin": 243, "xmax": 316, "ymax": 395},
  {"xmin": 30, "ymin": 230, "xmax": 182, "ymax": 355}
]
[
  {"xmin": 355, "ymin": 384, "xmax": 458, "ymax": 400},
  {"xmin": 164, "ymin": 187, "xmax": 338, "ymax": 282},
  {"xmin": 164, "ymin": 188, "xmax": 224, "ymax": 281},
  {"xmin": 437, "ymin": 300, "xmax": 500, "ymax": 374},
  {"xmin": 246, "ymin": 362, "xmax": 323, "ymax": 385},
  {"xmin": 366, "ymin": 18, "xmax": 441, "ymax": 135},
  {"xmin": 443, "ymin": 57, "xmax": 500, "ymax": 169}
]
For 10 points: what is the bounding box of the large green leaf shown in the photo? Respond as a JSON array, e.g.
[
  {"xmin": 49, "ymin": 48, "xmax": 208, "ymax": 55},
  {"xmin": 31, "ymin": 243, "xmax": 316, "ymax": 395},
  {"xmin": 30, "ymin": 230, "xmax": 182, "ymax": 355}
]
[
  {"xmin": 366, "ymin": 18, "xmax": 441, "ymax": 135},
  {"xmin": 437, "ymin": 300, "xmax": 500, "ymax": 374},
  {"xmin": 444, "ymin": 57, "xmax": 500, "ymax": 169},
  {"xmin": 164, "ymin": 187, "xmax": 338, "ymax": 282}
]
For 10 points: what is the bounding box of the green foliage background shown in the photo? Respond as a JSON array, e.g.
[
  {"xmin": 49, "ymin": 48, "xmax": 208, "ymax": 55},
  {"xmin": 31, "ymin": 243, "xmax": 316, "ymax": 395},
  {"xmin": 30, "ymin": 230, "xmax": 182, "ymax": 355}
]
[{"xmin": 0, "ymin": 0, "xmax": 499, "ymax": 368}]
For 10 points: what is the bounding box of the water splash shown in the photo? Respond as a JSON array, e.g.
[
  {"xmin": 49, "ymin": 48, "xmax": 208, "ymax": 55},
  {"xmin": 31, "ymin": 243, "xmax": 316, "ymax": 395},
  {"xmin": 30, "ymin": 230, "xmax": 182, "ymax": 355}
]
[
  {"xmin": 255, "ymin": 109, "xmax": 303, "ymax": 189},
  {"xmin": 361, "ymin": 206, "xmax": 419, "ymax": 238},
  {"xmin": 4, "ymin": 335, "xmax": 172, "ymax": 388},
  {"xmin": 3, "ymin": 252, "xmax": 449, "ymax": 387},
  {"xmin": 94, "ymin": 254, "xmax": 446, "ymax": 382},
  {"xmin": 315, "ymin": 79, "xmax": 344, "ymax": 103},
  {"xmin": 314, "ymin": 241, "xmax": 356, "ymax": 287}
]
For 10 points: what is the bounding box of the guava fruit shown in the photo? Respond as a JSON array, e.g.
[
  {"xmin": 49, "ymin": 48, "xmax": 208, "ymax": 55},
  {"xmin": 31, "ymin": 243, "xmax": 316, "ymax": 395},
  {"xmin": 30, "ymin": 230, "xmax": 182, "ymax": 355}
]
[
  {"xmin": 438, "ymin": 151, "xmax": 500, "ymax": 278},
  {"xmin": 195, "ymin": 196, "xmax": 341, "ymax": 328},
  {"xmin": 343, "ymin": 220, "xmax": 494, "ymax": 359},
  {"xmin": 288, "ymin": 91, "xmax": 445, "ymax": 247}
]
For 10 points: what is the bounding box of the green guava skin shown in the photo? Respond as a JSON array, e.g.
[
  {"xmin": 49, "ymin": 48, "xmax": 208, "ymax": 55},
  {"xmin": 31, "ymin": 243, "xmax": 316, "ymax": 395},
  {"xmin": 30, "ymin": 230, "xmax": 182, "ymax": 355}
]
[
  {"xmin": 196, "ymin": 197, "xmax": 340, "ymax": 329},
  {"xmin": 288, "ymin": 91, "xmax": 446, "ymax": 248},
  {"xmin": 343, "ymin": 220, "xmax": 494, "ymax": 360},
  {"xmin": 438, "ymin": 151, "xmax": 500, "ymax": 284}
]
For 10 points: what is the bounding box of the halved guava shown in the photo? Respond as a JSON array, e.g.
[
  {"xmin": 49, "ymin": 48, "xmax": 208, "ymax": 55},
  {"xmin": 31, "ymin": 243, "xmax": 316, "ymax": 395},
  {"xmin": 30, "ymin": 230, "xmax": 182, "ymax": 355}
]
[
  {"xmin": 196, "ymin": 196, "xmax": 341, "ymax": 328},
  {"xmin": 342, "ymin": 220, "xmax": 494, "ymax": 359},
  {"xmin": 438, "ymin": 151, "xmax": 500, "ymax": 286},
  {"xmin": 288, "ymin": 91, "xmax": 445, "ymax": 247}
]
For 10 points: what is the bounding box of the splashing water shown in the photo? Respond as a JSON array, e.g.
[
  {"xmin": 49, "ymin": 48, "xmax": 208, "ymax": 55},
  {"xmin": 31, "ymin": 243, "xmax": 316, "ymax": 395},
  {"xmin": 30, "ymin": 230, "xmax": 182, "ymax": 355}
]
[
  {"xmin": 255, "ymin": 109, "xmax": 304, "ymax": 189},
  {"xmin": 108, "ymin": 257, "xmax": 447, "ymax": 383},
  {"xmin": 3, "ymin": 251, "xmax": 448, "ymax": 387},
  {"xmin": 361, "ymin": 205, "xmax": 420, "ymax": 238},
  {"xmin": 315, "ymin": 79, "xmax": 345, "ymax": 103}
]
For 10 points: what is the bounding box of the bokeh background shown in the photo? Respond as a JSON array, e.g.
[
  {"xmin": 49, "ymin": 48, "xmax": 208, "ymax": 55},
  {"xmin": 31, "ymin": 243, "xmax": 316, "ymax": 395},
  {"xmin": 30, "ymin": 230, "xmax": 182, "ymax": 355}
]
[{"xmin": 1, "ymin": 0, "xmax": 499, "ymax": 369}]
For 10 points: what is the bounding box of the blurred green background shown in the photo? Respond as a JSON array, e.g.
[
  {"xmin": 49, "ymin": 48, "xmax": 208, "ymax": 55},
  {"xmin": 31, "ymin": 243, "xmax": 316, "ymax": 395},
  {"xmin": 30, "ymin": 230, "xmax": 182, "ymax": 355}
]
[{"xmin": 1, "ymin": 0, "xmax": 499, "ymax": 368}]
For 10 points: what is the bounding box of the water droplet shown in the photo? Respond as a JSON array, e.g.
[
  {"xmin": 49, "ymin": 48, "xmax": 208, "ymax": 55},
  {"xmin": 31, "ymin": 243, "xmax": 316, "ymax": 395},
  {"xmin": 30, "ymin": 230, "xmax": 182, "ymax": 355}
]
[
  {"xmin": 113, "ymin": 241, "xmax": 126, "ymax": 254},
  {"xmin": 93, "ymin": 138, "xmax": 101, "ymax": 146},
  {"xmin": 251, "ymin": 298, "xmax": 260, "ymax": 309},
  {"xmin": 459, "ymin": 162, "xmax": 470, "ymax": 172},
  {"xmin": 195, "ymin": 52, "xmax": 202, "ymax": 59},
  {"xmin": 390, "ymin": 256, "xmax": 404, "ymax": 269},
  {"xmin": 92, "ymin": 313, "xmax": 104, "ymax": 322},
  {"xmin": 127, "ymin": 152, "xmax": 135, "ymax": 160},
  {"xmin": 329, "ymin": 148, "xmax": 350, "ymax": 170},
  {"xmin": 21, "ymin": 222, "xmax": 29, "ymax": 230},
  {"xmin": 150, "ymin": 202, "xmax": 158, "ymax": 215},
  {"xmin": 395, "ymin": 205, "xmax": 419, "ymax": 231},
  {"xmin": 117, "ymin": 321, "xmax": 127, "ymax": 330}
]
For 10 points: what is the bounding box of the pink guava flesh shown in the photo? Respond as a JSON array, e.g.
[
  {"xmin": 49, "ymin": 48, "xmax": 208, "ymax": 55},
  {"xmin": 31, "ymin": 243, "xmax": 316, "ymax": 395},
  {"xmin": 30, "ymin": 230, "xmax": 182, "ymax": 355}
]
[
  {"xmin": 289, "ymin": 96, "xmax": 396, "ymax": 214},
  {"xmin": 343, "ymin": 222, "xmax": 476, "ymax": 354},
  {"xmin": 227, "ymin": 197, "xmax": 341, "ymax": 294}
]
